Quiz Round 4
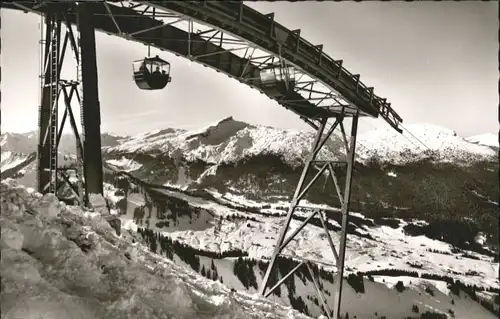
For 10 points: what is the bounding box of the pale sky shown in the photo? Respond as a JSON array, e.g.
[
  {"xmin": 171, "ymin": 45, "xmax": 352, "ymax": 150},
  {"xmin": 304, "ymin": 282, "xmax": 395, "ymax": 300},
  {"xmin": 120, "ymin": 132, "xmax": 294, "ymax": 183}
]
[{"xmin": 1, "ymin": 1, "xmax": 498, "ymax": 137}]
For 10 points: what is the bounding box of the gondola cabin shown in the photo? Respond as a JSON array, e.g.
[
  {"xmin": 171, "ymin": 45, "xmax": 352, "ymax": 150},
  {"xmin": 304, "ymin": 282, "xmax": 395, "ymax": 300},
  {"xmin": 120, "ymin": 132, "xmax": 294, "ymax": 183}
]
[
  {"xmin": 259, "ymin": 63, "xmax": 295, "ymax": 98},
  {"xmin": 132, "ymin": 55, "xmax": 172, "ymax": 90}
]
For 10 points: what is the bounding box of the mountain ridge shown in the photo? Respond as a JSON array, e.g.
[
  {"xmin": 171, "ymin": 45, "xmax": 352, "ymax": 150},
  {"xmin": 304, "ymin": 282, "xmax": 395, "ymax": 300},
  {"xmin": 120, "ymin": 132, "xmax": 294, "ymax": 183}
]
[{"xmin": 2, "ymin": 119, "xmax": 497, "ymax": 167}]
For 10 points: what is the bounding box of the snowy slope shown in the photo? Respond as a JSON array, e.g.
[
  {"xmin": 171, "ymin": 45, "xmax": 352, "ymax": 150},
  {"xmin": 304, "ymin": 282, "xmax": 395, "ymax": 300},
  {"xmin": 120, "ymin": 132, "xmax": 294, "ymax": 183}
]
[
  {"xmin": 0, "ymin": 179, "xmax": 311, "ymax": 319},
  {"xmin": 467, "ymin": 133, "xmax": 498, "ymax": 148},
  {"xmin": 106, "ymin": 118, "xmax": 497, "ymax": 166},
  {"xmin": 1, "ymin": 151, "xmax": 30, "ymax": 172},
  {"xmin": 106, "ymin": 157, "xmax": 143, "ymax": 172},
  {"xmin": 107, "ymin": 181, "xmax": 499, "ymax": 319},
  {"xmin": 106, "ymin": 117, "xmax": 332, "ymax": 168},
  {"xmin": 117, "ymin": 186, "xmax": 499, "ymax": 290}
]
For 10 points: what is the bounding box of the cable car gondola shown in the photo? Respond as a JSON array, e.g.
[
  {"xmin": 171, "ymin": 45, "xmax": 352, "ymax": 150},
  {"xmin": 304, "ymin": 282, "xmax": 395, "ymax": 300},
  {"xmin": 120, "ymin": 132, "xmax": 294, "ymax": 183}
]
[
  {"xmin": 132, "ymin": 55, "xmax": 172, "ymax": 90},
  {"xmin": 259, "ymin": 63, "xmax": 295, "ymax": 98}
]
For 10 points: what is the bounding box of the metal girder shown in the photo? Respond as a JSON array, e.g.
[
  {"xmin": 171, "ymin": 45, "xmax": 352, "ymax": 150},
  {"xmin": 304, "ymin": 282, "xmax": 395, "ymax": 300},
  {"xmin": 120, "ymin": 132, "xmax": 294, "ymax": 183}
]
[
  {"xmin": 135, "ymin": 0, "xmax": 403, "ymax": 131},
  {"xmin": 260, "ymin": 110, "xmax": 359, "ymax": 319},
  {"xmin": 77, "ymin": 3, "xmax": 104, "ymax": 200},
  {"xmin": 165, "ymin": 16, "xmax": 353, "ymax": 113},
  {"xmin": 127, "ymin": 18, "xmax": 183, "ymax": 37},
  {"xmin": 38, "ymin": 15, "xmax": 83, "ymax": 203},
  {"xmin": 103, "ymin": 1, "xmax": 122, "ymax": 34},
  {"xmin": 9, "ymin": 0, "xmax": 403, "ymax": 131},
  {"xmin": 36, "ymin": 2, "xmax": 103, "ymax": 206},
  {"xmin": 23, "ymin": 1, "xmax": 369, "ymax": 130},
  {"xmin": 105, "ymin": 1, "xmax": 389, "ymax": 122}
]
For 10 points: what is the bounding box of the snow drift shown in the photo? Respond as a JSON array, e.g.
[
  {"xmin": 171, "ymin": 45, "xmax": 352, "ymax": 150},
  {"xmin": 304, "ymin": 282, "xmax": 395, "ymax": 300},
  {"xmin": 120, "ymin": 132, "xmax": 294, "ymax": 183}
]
[{"xmin": 0, "ymin": 179, "xmax": 310, "ymax": 319}]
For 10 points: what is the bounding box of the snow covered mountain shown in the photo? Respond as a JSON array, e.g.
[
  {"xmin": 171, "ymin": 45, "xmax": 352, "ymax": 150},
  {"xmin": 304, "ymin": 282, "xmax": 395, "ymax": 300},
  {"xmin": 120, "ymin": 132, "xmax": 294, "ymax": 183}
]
[
  {"xmin": 2, "ymin": 119, "xmax": 499, "ymax": 318},
  {"xmin": 1, "ymin": 131, "xmax": 38, "ymax": 154},
  {"xmin": 99, "ymin": 117, "xmax": 498, "ymax": 241},
  {"xmin": 1, "ymin": 131, "xmax": 128, "ymax": 180},
  {"xmin": 1, "ymin": 151, "xmax": 31, "ymax": 172},
  {"xmin": 0, "ymin": 131, "xmax": 127, "ymax": 156},
  {"xmin": 359, "ymin": 124, "xmax": 496, "ymax": 163},
  {"xmin": 2, "ymin": 119, "xmax": 496, "ymax": 173},
  {"xmin": 105, "ymin": 117, "xmax": 497, "ymax": 166},
  {"xmin": 467, "ymin": 133, "xmax": 498, "ymax": 148},
  {"xmin": 106, "ymin": 117, "xmax": 325, "ymax": 168}
]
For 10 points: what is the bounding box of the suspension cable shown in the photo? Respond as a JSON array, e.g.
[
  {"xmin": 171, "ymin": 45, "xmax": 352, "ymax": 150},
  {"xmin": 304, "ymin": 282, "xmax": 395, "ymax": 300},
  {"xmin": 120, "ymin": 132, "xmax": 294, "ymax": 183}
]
[{"xmin": 147, "ymin": 7, "xmax": 156, "ymax": 57}]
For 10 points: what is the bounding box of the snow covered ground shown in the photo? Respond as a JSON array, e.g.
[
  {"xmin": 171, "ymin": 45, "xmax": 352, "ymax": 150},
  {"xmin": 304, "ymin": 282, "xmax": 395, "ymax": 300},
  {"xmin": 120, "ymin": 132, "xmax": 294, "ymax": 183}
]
[
  {"xmin": 110, "ymin": 182, "xmax": 498, "ymax": 318},
  {"xmin": 467, "ymin": 133, "xmax": 498, "ymax": 148},
  {"xmin": 0, "ymin": 179, "xmax": 311, "ymax": 319},
  {"xmin": 117, "ymin": 186, "xmax": 498, "ymax": 291}
]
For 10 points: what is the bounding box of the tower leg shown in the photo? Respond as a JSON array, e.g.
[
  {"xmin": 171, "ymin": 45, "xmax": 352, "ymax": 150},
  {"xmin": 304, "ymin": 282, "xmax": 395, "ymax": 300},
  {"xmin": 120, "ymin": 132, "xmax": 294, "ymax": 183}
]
[
  {"xmin": 77, "ymin": 3, "xmax": 104, "ymax": 200},
  {"xmin": 259, "ymin": 116, "xmax": 329, "ymax": 296},
  {"xmin": 36, "ymin": 3, "xmax": 103, "ymax": 207},
  {"xmin": 260, "ymin": 111, "xmax": 360, "ymax": 319},
  {"xmin": 332, "ymin": 112, "xmax": 359, "ymax": 319},
  {"xmin": 37, "ymin": 13, "xmax": 61, "ymax": 194}
]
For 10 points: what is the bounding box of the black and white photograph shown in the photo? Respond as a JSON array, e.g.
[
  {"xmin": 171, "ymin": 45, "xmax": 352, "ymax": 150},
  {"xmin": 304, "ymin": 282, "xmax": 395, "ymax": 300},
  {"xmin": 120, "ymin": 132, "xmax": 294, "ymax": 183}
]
[{"xmin": 1, "ymin": 1, "xmax": 498, "ymax": 319}]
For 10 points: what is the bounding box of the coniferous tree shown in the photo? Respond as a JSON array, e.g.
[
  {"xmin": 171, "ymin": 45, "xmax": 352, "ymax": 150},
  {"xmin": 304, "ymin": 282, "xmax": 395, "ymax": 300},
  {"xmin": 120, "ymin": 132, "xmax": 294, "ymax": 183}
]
[{"xmin": 395, "ymin": 281, "xmax": 405, "ymax": 293}]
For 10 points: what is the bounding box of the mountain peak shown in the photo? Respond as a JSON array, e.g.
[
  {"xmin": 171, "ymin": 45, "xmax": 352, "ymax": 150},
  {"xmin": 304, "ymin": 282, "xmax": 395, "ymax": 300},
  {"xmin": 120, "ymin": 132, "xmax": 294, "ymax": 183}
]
[{"xmin": 185, "ymin": 117, "xmax": 250, "ymax": 144}]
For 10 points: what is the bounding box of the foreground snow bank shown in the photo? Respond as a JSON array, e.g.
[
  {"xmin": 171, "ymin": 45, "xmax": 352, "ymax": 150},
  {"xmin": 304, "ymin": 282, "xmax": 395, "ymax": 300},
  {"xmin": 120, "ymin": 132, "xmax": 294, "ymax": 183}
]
[{"xmin": 0, "ymin": 179, "xmax": 311, "ymax": 319}]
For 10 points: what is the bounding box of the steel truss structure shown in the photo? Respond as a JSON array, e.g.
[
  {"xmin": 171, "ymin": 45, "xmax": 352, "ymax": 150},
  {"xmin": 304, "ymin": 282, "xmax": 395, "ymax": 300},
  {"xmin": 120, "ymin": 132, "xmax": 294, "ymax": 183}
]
[
  {"xmin": 3, "ymin": 1, "xmax": 404, "ymax": 318},
  {"xmin": 259, "ymin": 110, "xmax": 359, "ymax": 319},
  {"xmin": 37, "ymin": 4, "xmax": 104, "ymax": 206},
  {"xmin": 113, "ymin": 2, "xmax": 383, "ymax": 119}
]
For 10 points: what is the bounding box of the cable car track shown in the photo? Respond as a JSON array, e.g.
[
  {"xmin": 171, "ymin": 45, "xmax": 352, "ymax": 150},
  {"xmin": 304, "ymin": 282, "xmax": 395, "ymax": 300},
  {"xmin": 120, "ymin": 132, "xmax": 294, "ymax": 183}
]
[{"xmin": 4, "ymin": 0, "xmax": 402, "ymax": 132}]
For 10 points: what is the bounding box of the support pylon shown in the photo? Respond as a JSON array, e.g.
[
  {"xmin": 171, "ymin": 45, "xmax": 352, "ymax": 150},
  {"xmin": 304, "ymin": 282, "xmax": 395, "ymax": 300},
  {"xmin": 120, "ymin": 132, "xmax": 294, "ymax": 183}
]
[
  {"xmin": 259, "ymin": 109, "xmax": 359, "ymax": 319},
  {"xmin": 77, "ymin": 3, "xmax": 104, "ymax": 199},
  {"xmin": 37, "ymin": 3, "xmax": 103, "ymax": 206}
]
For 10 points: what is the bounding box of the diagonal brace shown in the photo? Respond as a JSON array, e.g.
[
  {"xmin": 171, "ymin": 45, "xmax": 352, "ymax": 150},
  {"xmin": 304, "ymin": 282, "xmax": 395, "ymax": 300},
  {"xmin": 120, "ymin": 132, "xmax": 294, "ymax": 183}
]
[
  {"xmin": 306, "ymin": 262, "xmax": 333, "ymax": 319},
  {"xmin": 264, "ymin": 261, "xmax": 305, "ymax": 298},
  {"xmin": 259, "ymin": 116, "xmax": 329, "ymax": 296},
  {"xmin": 260, "ymin": 112, "xmax": 345, "ymax": 297},
  {"xmin": 332, "ymin": 111, "xmax": 359, "ymax": 319}
]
